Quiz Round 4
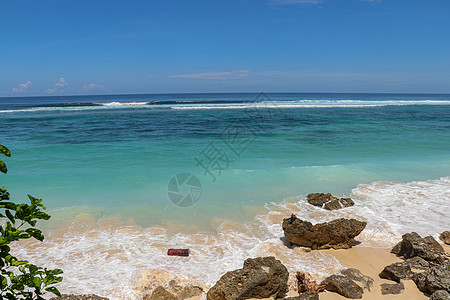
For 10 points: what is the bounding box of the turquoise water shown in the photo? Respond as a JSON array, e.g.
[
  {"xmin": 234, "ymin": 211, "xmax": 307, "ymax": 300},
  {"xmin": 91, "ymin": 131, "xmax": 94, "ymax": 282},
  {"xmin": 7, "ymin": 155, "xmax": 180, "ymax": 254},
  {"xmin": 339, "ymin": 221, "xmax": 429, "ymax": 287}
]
[
  {"xmin": 1, "ymin": 93, "xmax": 449, "ymax": 229},
  {"xmin": 1, "ymin": 93, "xmax": 450, "ymax": 298}
]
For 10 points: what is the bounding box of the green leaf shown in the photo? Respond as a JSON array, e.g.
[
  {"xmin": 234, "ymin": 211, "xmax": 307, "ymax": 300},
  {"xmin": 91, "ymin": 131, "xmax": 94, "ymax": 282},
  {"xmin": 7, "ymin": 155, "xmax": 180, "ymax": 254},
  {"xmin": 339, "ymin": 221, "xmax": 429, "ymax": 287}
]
[
  {"xmin": 0, "ymin": 145, "xmax": 11, "ymax": 157},
  {"xmin": 45, "ymin": 286, "xmax": 61, "ymax": 297},
  {"xmin": 5, "ymin": 210, "xmax": 15, "ymax": 224},
  {"xmin": 0, "ymin": 160, "xmax": 7, "ymax": 174}
]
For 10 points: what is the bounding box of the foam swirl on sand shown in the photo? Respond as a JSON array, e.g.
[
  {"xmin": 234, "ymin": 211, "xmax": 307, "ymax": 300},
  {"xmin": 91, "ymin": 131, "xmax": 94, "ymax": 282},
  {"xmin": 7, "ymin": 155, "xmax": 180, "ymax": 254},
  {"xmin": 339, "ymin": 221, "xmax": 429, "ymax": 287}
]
[{"xmin": 12, "ymin": 177, "xmax": 449, "ymax": 299}]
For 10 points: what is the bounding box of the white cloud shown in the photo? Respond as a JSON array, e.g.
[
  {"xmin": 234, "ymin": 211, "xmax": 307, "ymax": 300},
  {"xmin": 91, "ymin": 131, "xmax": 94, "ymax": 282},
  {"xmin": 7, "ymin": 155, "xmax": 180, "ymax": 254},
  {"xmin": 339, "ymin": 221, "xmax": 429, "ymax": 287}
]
[
  {"xmin": 169, "ymin": 70, "xmax": 250, "ymax": 80},
  {"xmin": 46, "ymin": 77, "xmax": 68, "ymax": 94},
  {"xmin": 11, "ymin": 81, "xmax": 32, "ymax": 93},
  {"xmin": 83, "ymin": 83, "xmax": 104, "ymax": 91}
]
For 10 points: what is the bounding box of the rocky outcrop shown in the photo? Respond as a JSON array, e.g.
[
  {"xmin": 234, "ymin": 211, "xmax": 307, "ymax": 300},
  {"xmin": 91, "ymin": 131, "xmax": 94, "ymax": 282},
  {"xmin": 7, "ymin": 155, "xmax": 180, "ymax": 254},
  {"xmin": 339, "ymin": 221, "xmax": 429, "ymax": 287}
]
[
  {"xmin": 50, "ymin": 295, "xmax": 108, "ymax": 300},
  {"xmin": 405, "ymin": 256, "xmax": 432, "ymax": 270},
  {"xmin": 323, "ymin": 274, "xmax": 363, "ymax": 299},
  {"xmin": 144, "ymin": 287, "xmax": 177, "ymax": 300},
  {"xmin": 282, "ymin": 214, "xmax": 366, "ymax": 250},
  {"xmin": 206, "ymin": 256, "xmax": 288, "ymax": 300},
  {"xmin": 431, "ymin": 290, "xmax": 450, "ymax": 300},
  {"xmin": 413, "ymin": 260, "xmax": 450, "ymax": 294},
  {"xmin": 379, "ymin": 262, "xmax": 414, "ymax": 282},
  {"xmin": 391, "ymin": 232, "xmax": 446, "ymax": 264},
  {"xmin": 306, "ymin": 193, "xmax": 354, "ymax": 210},
  {"xmin": 285, "ymin": 292, "xmax": 319, "ymax": 300},
  {"xmin": 380, "ymin": 282, "xmax": 405, "ymax": 295},
  {"xmin": 440, "ymin": 231, "xmax": 450, "ymax": 245},
  {"xmin": 143, "ymin": 284, "xmax": 203, "ymax": 300},
  {"xmin": 340, "ymin": 268, "xmax": 373, "ymax": 291}
]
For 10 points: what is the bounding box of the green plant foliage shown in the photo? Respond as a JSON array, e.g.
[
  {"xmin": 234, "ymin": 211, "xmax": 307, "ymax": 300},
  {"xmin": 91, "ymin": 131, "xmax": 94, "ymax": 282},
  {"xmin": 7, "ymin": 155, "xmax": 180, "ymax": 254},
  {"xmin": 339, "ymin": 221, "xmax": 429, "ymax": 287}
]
[{"xmin": 1, "ymin": 144, "xmax": 63, "ymax": 299}]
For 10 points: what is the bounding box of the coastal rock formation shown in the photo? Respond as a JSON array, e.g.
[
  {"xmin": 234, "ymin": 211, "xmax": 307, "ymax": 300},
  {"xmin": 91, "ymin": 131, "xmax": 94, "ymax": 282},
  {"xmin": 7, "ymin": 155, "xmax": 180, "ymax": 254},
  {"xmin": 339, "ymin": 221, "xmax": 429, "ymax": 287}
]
[
  {"xmin": 412, "ymin": 260, "xmax": 450, "ymax": 294},
  {"xmin": 143, "ymin": 284, "xmax": 203, "ymax": 300},
  {"xmin": 282, "ymin": 214, "xmax": 366, "ymax": 249},
  {"xmin": 431, "ymin": 290, "xmax": 450, "ymax": 300},
  {"xmin": 206, "ymin": 256, "xmax": 288, "ymax": 300},
  {"xmin": 306, "ymin": 193, "xmax": 355, "ymax": 210},
  {"xmin": 380, "ymin": 282, "xmax": 405, "ymax": 295},
  {"xmin": 323, "ymin": 274, "xmax": 363, "ymax": 299},
  {"xmin": 144, "ymin": 286, "xmax": 177, "ymax": 300},
  {"xmin": 440, "ymin": 231, "xmax": 450, "ymax": 245},
  {"xmin": 391, "ymin": 232, "xmax": 446, "ymax": 264},
  {"xmin": 50, "ymin": 295, "xmax": 108, "ymax": 300},
  {"xmin": 405, "ymin": 256, "xmax": 432, "ymax": 270},
  {"xmin": 340, "ymin": 268, "xmax": 374, "ymax": 291},
  {"xmin": 285, "ymin": 292, "xmax": 319, "ymax": 300},
  {"xmin": 379, "ymin": 262, "xmax": 414, "ymax": 282}
]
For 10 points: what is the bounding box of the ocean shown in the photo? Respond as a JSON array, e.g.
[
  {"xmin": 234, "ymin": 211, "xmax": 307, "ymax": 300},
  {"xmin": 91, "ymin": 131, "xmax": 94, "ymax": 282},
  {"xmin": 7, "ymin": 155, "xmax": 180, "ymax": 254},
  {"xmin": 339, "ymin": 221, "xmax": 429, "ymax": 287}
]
[{"xmin": 1, "ymin": 92, "xmax": 449, "ymax": 298}]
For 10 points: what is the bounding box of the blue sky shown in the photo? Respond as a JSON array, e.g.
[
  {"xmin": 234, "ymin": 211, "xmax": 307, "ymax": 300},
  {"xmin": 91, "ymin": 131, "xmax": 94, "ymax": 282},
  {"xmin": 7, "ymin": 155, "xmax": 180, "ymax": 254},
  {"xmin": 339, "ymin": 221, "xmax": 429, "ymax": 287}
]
[{"xmin": 1, "ymin": 0, "xmax": 449, "ymax": 96}]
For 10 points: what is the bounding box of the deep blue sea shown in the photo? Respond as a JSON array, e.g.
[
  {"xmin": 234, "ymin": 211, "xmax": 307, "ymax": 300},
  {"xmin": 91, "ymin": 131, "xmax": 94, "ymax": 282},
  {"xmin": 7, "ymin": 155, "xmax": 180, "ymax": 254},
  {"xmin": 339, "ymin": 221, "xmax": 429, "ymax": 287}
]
[{"xmin": 1, "ymin": 93, "xmax": 449, "ymax": 298}]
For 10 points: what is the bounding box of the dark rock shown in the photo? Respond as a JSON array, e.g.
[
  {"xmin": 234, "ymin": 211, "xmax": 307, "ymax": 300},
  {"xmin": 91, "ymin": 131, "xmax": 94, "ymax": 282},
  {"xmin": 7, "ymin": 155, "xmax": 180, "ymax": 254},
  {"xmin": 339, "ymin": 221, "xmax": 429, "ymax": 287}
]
[
  {"xmin": 282, "ymin": 214, "xmax": 366, "ymax": 250},
  {"xmin": 306, "ymin": 193, "xmax": 355, "ymax": 210},
  {"xmin": 379, "ymin": 262, "xmax": 414, "ymax": 282},
  {"xmin": 431, "ymin": 290, "xmax": 450, "ymax": 300},
  {"xmin": 323, "ymin": 274, "xmax": 364, "ymax": 299},
  {"xmin": 391, "ymin": 232, "xmax": 446, "ymax": 264},
  {"xmin": 144, "ymin": 286, "xmax": 177, "ymax": 300},
  {"xmin": 285, "ymin": 292, "xmax": 319, "ymax": 300},
  {"xmin": 324, "ymin": 198, "xmax": 355, "ymax": 211},
  {"xmin": 340, "ymin": 268, "xmax": 374, "ymax": 291},
  {"xmin": 50, "ymin": 295, "xmax": 108, "ymax": 300},
  {"xmin": 307, "ymin": 193, "xmax": 337, "ymax": 207},
  {"xmin": 380, "ymin": 282, "xmax": 405, "ymax": 295},
  {"xmin": 406, "ymin": 256, "xmax": 433, "ymax": 270},
  {"xmin": 413, "ymin": 260, "xmax": 450, "ymax": 294},
  {"xmin": 206, "ymin": 256, "xmax": 288, "ymax": 300},
  {"xmin": 440, "ymin": 231, "xmax": 450, "ymax": 245}
]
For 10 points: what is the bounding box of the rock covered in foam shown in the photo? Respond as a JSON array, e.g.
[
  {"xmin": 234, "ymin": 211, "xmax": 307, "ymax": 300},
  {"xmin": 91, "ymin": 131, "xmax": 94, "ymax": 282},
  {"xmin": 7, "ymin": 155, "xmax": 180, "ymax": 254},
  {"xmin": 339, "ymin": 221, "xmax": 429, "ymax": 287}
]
[
  {"xmin": 391, "ymin": 232, "xmax": 446, "ymax": 264},
  {"xmin": 137, "ymin": 269, "xmax": 205, "ymax": 300},
  {"xmin": 440, "ymin": 231, "xmax": 450, "ymax": 245},
  {"xmin": 306, "ymin": 193, "xmax": 355, "ymax": 210},
  {"xmin": 206, "ymin": 256, "xmax": 288, "ymax": 300},
  {"xmin": 282, "ymin": 214, "xmax": 366, "ymax": 250}
]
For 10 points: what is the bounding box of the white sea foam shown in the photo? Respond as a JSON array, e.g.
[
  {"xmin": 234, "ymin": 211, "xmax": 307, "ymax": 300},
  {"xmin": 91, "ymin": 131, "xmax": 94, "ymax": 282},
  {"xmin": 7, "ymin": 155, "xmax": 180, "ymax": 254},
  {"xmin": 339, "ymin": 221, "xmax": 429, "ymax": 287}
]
[
  {"xmin": 1, "ymin": 99, "xmax": 449, "ymax": 114},
  {"xmin": 12, "ymin": 176, "xmax": 450, "ymax": 299}
]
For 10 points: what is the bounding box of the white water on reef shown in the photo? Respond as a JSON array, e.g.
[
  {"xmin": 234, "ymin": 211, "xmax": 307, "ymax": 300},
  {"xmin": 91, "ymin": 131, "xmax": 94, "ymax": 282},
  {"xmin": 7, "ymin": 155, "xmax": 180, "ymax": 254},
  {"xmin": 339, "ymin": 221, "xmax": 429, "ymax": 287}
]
[{"xmin": 13, "ymin": 176, "xmax": 450, "ymax": 299}]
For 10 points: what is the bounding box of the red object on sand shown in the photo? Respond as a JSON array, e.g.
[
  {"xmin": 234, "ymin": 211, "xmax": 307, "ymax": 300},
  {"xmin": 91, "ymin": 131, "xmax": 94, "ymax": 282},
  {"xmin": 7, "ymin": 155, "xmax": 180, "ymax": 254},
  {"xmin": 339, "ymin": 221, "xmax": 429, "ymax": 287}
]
[{"xmin": 167, "ymin": 248, "xmax": 189, "ymax": 256}]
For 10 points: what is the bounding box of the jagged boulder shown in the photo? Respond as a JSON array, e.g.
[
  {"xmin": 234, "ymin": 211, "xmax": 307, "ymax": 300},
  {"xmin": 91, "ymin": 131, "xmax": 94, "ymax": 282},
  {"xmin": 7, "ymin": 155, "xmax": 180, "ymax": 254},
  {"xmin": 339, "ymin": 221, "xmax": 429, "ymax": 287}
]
[
  {"xmin": 391, "ymin": 232, "xmax": 446, "ymax": 264},
  {"xmin": 206, "ymin": 256, "xmax": 288, "ymax": 300},
  {"xmin": 413, "ymin": 261, "xmax": 450, "ymax": 294},
  {"xmin": 431, "ymin": 290, "xmax": 450, "ymax": 300},
  {"xmin": 323, "ymin": 274, "xmax": 363, "ymax": 299},
  {"xmin": 282, "ymin": 214, "xmax": 366, "ymax": 250},
  {"xmin": 379, "ymin": 262, "xmax": 415, "ymax": 282},
  {"xmin": 307, "ymin": 193, "xmax": 337, "ymax": 206},
  {"xmin": 306, "ymin": 193, "xmax": 354, "ymax": 210},
  {"xmin": 440, "ymin": 231, "xmax": 450, "ymax": 245},
  {"xmin": 380, "ymin": 282, "xmax": 405, "ymax": 295},
  {"xmin": 340, "ymin": 268, "xmax": 373, "ymax": 291},
  {"xmin": 405, "ymin": 256, "xmax": 433, "ymax": 270}
]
